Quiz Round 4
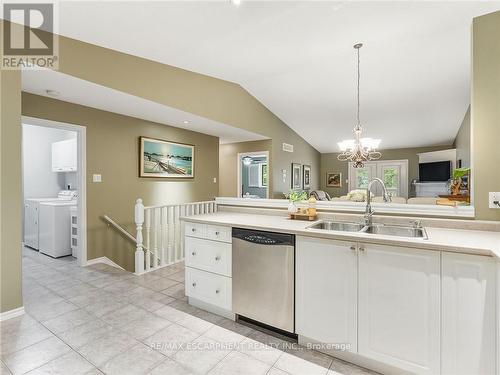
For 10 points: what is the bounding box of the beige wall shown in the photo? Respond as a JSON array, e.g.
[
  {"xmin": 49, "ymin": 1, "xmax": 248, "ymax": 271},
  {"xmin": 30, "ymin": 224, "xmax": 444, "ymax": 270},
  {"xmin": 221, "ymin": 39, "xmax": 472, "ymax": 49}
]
[
  {"xmin": 472, "ymin": 11, "xmax": 500, "ymax": 221},
  {"xmin": 22, "ymin": 93, "xmax": 219, "ymax": 271},
  {"xmin": 52, "ymin": 35, "xmax": 320, "ymax": 199},
  {"xmin": 219, "ymin": 140, "xmax": 273, "ymax": 197},
  {"xmin": 454, "ymin": 107, "xmax": 471, "ymax": 168},
  {"xmin": 321, "ymin": 146, "xmax": 451, "ymax": 198},
  {"xmin": 0, "ymin": 71, "xmax": 23, "ymax": 313}
]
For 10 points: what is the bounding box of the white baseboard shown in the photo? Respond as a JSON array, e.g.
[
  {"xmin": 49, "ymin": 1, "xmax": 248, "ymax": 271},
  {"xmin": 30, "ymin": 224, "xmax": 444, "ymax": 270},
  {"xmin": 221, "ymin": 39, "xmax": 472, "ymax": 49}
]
[
  {"xmin": 0, "ymin": 306, "xmax": 25, "ymax": 321},
  {"xmin": 85, "ymin": 256, "xmax": 125, "ymax": 270}
]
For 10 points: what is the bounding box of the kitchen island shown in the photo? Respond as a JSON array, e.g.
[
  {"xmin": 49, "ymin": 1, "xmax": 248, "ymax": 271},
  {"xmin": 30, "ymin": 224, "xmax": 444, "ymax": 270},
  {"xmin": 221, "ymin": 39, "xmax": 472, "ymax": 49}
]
[{"xmin": 180, "ymin": 210, "xmax": 500, "ymax": 375}]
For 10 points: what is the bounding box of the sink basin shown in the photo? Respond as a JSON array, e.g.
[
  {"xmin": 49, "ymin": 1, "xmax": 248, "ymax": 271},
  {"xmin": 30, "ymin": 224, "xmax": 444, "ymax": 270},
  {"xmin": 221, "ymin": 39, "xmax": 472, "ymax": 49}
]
[
  {"xmin": 307, "ymin": 220, "xmax": 427, "ymax": 239},
  {"xmin": 308, "ymin": 221, "xmax": 365, "ymax": 232},
  {"xmin": 360, "ymin": 225, "xmax": 427, "ymax": 239}
]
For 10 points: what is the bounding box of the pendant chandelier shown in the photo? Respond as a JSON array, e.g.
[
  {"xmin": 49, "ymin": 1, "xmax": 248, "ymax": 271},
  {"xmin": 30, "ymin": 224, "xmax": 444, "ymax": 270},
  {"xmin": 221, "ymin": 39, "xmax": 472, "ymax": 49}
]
[{"xmin": 337, "ymin": 43, "xmax": 381, "ymax": 168}]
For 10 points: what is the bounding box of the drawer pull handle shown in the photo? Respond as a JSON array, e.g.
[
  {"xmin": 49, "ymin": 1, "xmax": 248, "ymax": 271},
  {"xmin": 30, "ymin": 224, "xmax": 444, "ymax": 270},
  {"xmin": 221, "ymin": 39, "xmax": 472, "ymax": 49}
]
[
  {"xmin": 191, "ymin": 228, "xmax": 196, "ymax": 232},
  {"xmin": 215, "ymin": 231, "xmax": 220, "ymax": 235},
  {"xmin": 192, "ymin": 282, "xmax": 196, "ymax": 287},
  {"xmin": 192, "ymin": 251, "xmax": 196, "ymax": 256},
  {"xmin": 359, "ymin": 247, "xmax": 365, "ymax": 252},
  {"xmin": 350, "ymin": 246, "xmax": 356, "ymax": 251},
  {"xmin": 215, "ymin": 256, "xmax": 221, "ymax": 261},
  {"xmin": 215, "ymin": 289, "xmax": 220, "ymax": 294}
]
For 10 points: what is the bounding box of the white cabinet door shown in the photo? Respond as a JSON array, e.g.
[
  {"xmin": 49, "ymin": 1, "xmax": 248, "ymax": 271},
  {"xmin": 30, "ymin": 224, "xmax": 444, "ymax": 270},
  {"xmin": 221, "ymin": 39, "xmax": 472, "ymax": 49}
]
[
  {"xmin": 51, "ymin": 141, "xmax": 63, "ymax": 172},
  {"xmin": 52, "ymin": 139, "xmax": 77, "ymax": 172},
  {"xmin": 358, "ymin": 244, "xmax": 440, "ymax": 375},
  {"xmin": 442, "ymin": 252, "xmax": 496, "ymax": 375},
  {"xmin": 296, "ymin": 236, "xmax": 358, "ymax": 352}
]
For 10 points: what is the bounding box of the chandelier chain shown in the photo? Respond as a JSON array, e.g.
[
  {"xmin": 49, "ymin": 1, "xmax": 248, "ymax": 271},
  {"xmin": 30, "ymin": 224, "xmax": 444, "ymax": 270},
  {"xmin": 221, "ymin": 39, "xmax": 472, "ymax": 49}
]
[
  {"xmin": 337, "ymin": 42, "xmax": 382, "ymax": 168},
  {"xmin": 357, "ymin": 45, "xmax": 360, "ymax": 127}
]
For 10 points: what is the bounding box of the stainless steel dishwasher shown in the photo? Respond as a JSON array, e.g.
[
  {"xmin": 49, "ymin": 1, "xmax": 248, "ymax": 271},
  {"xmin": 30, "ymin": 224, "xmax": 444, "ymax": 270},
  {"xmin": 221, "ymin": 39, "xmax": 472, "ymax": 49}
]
[{"xmin": 232, "ymin": 228, "xmax": 295, "ymax": 333}]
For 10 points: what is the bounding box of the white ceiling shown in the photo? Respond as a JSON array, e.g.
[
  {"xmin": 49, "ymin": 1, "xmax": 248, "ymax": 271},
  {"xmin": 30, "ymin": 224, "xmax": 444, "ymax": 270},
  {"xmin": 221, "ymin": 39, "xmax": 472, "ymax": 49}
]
[
  {"xmin": 22, "ymin": 69, "xmax": 267, "ymax": 144},
  {"xmin": 38, "ymin": 1, "xmax": 500, "ymax": 151}
]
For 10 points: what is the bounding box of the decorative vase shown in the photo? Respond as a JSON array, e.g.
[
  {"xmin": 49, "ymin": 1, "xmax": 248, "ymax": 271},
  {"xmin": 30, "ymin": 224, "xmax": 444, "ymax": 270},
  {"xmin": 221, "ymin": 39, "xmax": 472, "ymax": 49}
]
[{"xmin": 288, "ymin": 202, "xmax": 298, "ymax": 214}]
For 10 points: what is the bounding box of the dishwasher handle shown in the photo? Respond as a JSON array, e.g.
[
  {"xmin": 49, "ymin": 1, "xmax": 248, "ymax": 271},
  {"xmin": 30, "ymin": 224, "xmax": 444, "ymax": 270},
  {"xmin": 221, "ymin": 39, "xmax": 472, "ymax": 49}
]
[{"xmin": 232, "ymin": 228, "xmax": 294, "ymax": 246}]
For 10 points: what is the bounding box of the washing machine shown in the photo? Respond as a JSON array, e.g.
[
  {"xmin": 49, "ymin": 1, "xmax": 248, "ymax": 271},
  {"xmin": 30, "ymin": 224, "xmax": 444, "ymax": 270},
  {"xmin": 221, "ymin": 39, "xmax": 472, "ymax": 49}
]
[
  {"xmin": 39, "ymin": 200, "xmax": 77, "ymax": 258},
  {"xmin": 24, "ymin": 190, "xmax": 77, "ymax": 250}
]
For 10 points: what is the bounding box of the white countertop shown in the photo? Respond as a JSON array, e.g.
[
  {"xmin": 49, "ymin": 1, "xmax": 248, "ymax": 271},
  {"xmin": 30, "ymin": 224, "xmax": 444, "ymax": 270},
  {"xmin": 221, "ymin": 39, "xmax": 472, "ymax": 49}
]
[{"xmin": 181, "ymin": 212, "xmax": 500, "ymax": 258}]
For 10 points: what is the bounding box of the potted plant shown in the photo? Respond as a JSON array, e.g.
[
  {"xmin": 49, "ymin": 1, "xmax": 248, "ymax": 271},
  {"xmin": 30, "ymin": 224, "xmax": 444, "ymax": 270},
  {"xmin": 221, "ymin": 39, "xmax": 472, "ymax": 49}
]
[
  {"xmin": 284, "ymin": 190, "xmax": 308, "ymax": 214},
  {"xmin": 450, "ymin": 167, "xmax": 470, "ymax": 196}
]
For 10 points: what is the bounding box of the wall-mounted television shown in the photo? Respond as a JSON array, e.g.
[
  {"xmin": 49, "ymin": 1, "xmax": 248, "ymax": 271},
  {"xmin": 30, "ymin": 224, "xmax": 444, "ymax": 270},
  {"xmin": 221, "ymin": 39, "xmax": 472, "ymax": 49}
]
[{"xmin": 419, "ymin": 161, "xmax": 451, "ymax": 182}]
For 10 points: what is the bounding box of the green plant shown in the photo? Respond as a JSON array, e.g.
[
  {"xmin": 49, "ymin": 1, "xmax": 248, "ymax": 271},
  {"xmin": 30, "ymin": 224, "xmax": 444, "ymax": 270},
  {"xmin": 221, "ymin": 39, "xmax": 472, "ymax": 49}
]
[
  {"xmin": 284, "ymin": 190, "xmax": 308, "ymax": 202},
  {"xmin": 452, "ymin": 167, "xmax": 470, "ymax": 179}
]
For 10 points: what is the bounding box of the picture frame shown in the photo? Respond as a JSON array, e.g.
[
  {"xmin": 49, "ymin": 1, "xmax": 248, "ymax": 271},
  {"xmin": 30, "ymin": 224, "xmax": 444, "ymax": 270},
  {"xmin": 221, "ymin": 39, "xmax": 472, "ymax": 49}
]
[
  {"xmin": 303, "ymin": 165, "xmax": 311, "ymax": 190},
  {"xmin": 291, "ymin": 163, "xmax": 302, "ymax": 189},
  {"xmin": 139, "ymin": 136, "xmax": 194, "ymax": 178},
  {"xmin": 326, "ymin": 172, "xmax": 342, "ymax": 187}
]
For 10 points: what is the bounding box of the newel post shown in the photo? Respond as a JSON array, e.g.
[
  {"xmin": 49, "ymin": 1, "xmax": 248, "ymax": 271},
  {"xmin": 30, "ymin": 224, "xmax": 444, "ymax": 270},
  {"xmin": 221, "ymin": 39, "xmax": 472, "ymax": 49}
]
[{"xmin": 134, "ymin": 198, "xmax": 145, "ymax": 275}]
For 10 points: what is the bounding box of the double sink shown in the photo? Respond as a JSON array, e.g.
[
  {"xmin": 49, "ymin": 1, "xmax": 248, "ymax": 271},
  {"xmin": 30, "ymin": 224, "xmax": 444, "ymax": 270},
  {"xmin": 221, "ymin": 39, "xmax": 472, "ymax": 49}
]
[{"xmin": 308, "ymin": 220, "xmax": 427, "ymax": 239}]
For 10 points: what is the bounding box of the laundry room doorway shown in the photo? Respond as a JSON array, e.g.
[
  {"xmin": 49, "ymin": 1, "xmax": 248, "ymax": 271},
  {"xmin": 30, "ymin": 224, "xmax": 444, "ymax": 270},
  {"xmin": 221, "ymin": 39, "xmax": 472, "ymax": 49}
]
[{"xmin": 21, "ymin": 116, "xmax": 87, "ymax": 267}]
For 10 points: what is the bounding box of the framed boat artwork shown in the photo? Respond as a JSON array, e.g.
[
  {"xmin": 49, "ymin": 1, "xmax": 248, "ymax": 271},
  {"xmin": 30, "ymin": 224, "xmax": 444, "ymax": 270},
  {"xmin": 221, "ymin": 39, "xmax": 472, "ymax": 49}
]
[{"xmin": 139, "ymin": 137, "xmax": 194, "ymax": 178}]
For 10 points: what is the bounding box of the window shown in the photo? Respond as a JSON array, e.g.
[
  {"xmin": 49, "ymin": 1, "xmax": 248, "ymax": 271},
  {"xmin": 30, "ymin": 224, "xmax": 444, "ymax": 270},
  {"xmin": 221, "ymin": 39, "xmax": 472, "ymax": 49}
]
[
  {"xmin": 356, "ymin": 169, "xmax": 370, "ymax": 189},
  {"xmin": 248, "ymin": 163, "xmax": 268, "ymax": 188}
]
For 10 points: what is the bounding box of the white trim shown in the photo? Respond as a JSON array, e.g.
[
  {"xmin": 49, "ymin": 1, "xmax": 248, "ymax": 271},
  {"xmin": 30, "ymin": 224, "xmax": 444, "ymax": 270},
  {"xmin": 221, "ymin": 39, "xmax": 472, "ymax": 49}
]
[
  {"xmin": 215, "ymin": 197, "xmax": 475, "ymax": 218},
  {"xmin": 22, "ymin": 116, "xmax": 88, "ymax": 267},
  {"xmin": 237, "ymin": 151, "xmax": 270, "ymax": 199},
  {"xmin": 0, "ymin": 307, "xmax": 25, "ymax": 321},
  {"xmin": 85, "ymin": 256, "xmax": 125, "ymax": 271}
]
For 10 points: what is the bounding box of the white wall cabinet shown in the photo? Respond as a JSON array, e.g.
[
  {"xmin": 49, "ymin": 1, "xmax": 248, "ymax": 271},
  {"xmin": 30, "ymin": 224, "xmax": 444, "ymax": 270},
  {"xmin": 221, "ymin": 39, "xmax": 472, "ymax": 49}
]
[
  {"xmin": 441, "ymin": 252, "xmax": 496, "ymax": 375},
  {"xmin": 296, "ymin": 236, "xmax": 357, "ymax": 352},
  {"xmin": 52, "ymin": 138, "xmax": 77, "ymax": 172},
  {"xmin": 358, "ymin": 243, "xmax": 441, "ymax": 375}
]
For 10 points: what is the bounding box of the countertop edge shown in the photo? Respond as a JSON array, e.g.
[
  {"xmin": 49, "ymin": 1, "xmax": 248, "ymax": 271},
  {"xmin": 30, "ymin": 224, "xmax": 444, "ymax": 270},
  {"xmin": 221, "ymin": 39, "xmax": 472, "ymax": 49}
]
[{"xmin": 180, "ymin": 215, "xmax": 498, "ymax": 258}]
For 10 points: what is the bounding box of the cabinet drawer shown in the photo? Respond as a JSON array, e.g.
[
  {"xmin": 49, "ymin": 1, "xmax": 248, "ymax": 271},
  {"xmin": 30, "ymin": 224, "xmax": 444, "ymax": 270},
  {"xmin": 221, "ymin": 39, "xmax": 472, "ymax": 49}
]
[
  {"xmin": 185, "ymin": 237, "xmax": 231, "ymax": 276},
  {"xmin": 206, "ymin": 225, "xmax": 231, "ymax": 243},
  {"xmin": 185, "ymin": 267, "xmax": 231, "ymax": 310},
  {"xmin": 185, "ymin": 222, "xmax": 205, "ymax": 239}
]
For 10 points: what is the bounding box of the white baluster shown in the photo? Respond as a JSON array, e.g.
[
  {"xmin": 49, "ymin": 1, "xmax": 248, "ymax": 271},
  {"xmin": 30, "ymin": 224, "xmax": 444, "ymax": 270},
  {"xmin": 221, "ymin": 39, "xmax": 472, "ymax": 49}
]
[
  {"xmin": 167, "ymin": 205, "xmax": 174, "ymax": 263},
  {"xmin": 134, "ymin": 199, "xmax": 145, "ymax": 275},
  {"xmin": 154, "ymin": 208, "xmax": 161, "ymax": 269},
  {"xmin": 160, "ymin": 207, "xmax": 165, "ymax": 266},
  {"xmin": 145, "ymin": 208, "xmax": 151, "ymax": 270},
  {"xmin": 181, "ymin": 205, "xmax": 186, "ymax": 260},
  {"xmin": 174, "ymin": 205, "xmax": 181, "ymax": 262}
]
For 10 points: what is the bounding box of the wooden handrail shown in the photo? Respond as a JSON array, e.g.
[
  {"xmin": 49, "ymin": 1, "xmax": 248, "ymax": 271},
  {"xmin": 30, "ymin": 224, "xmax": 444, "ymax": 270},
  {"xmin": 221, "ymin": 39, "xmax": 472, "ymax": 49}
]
[{"xmin": 102, "ymin": 215, "xmax": 150, "ymax": 253}]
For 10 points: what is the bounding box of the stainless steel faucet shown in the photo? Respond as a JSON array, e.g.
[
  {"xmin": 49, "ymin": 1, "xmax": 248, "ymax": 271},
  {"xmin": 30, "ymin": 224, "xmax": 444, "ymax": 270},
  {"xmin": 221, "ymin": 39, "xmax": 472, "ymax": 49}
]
[{"xmin": 364, "ymin": 178, "xmax": 392, "ymax": 226}]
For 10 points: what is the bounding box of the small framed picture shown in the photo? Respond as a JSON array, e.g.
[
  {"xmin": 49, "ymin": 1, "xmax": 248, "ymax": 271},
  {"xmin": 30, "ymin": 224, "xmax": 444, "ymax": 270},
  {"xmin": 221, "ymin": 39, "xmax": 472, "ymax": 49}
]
[
  {"xmin": 326, "ymin": 172, "xmax": 342, "ymax": 187},
  {"xmin": 291, "ymin": 163, "xmax": 302, "ymax": 189},
  {"xmin": 303, "ymin": 165, "xmax": 311, "ymax": 190}
]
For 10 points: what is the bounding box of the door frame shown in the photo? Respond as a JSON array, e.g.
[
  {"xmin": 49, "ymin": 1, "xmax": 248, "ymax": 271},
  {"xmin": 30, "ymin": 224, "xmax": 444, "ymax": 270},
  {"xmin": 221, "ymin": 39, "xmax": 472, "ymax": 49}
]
[
  {"xmin": 22, "ymin": 116, "xmax": 88, "ymax": 267},
  {"xmin": 237, "ymin": 151, "xmax": 270, "ymax": 198}
]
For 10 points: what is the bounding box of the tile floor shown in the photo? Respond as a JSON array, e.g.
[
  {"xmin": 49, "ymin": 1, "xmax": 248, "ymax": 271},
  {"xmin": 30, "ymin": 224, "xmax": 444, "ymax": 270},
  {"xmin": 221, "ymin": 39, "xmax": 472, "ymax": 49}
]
[{"xmin": 0, "ymin": 248, "xmax": 378, "ymax": 375}]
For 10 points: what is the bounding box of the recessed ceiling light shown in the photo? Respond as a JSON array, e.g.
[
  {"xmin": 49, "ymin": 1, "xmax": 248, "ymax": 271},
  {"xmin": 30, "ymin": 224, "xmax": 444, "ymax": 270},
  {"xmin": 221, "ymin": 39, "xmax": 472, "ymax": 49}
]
[
  {"xmin": 230, "ymin": 0, "xmax": 241, "ymax": 5},
  {"xmin": 183, "ymin": 120, "xmax": 190, "ymax": 124},
  {"xmin": 45, "ymin": 89, "xmax": 60, "ymax": 97}
]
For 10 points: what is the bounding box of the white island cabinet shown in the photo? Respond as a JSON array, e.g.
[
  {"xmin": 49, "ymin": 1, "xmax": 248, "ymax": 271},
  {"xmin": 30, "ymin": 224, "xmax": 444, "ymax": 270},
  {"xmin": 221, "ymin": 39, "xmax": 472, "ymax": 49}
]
[
  {"xmin": 441, "ymin": 252, "xmax": 496, "ymax": 375},
  {"xmin": 296, "ymin": 236, "xmax": 497, "ymax": 375},
  {"xmin": 296, "ymin": 236, "xmax": 358, "ymax": 352},
  {"xmin": 358, "ymin": 243, "xmax": 440, "ymax": 375},
  {"xmin": 184, "ymin": 222, "xmax": 234, "ymax": 319}
]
